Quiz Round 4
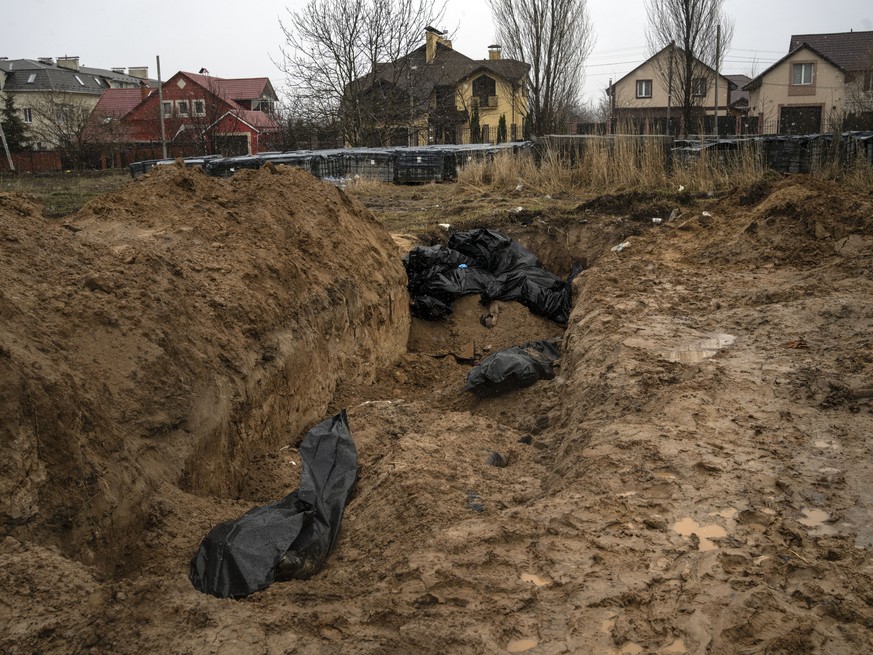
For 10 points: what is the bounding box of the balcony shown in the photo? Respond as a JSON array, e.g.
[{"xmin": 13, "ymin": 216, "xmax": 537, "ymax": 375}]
[{"xmin": 472, "ymin": 95, "xmax": 499, "ymax": 110}]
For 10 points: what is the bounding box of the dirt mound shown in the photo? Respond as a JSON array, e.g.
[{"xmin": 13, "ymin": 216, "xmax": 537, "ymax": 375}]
[{"xmin": 0, "ymin": 164, "xmax": 408, "ymax": 573}]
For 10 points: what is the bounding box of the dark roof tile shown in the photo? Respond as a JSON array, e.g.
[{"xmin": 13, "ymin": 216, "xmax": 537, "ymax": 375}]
[{"xmin": 789, "ymin": 31, "xmax": 873, "ymax": 71}]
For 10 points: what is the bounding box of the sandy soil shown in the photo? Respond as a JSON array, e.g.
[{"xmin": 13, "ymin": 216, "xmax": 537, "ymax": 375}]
[{"xmin": 1, "ymin": 168, "xmax": 872, "ymax": 654}]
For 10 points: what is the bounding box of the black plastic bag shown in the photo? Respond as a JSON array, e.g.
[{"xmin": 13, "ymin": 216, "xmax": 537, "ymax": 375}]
[
  {"xmin": 403, "ymin": 229, "xmax": 575, "ymax": 324},
  {"xmin": 189, "ymin": 411, "xmax": 357, "ymax": 598},
  {"xmin": 464, "ymin": 339, "xmax": 560, "ymax": 396}
]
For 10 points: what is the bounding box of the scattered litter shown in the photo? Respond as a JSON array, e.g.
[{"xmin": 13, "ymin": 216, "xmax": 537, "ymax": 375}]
[
  {"xmin": 782, "ymin": 339, "xmax": 809, "ymax": 349},
  {"xmin": 513, "ymin": 206, "xmax": 524, "ymax": 213},
  {"xmin": 454, "ymin": 342, "xmax": 476, "ymax": 362},
  {"xmin": 544, "ymin": 194, "xmax": 552, "ymax": 200},
  {"xmin": 464, "ymin": 339, "xmax": 560, "ymax": 396},
  {"xmin": 438, "ymin": 223, "xmax": 451, "ymax": 230},
  {"xmin": 479, "ymin": 301, "xmax": 500, "ymax": 329},
  {"xmin": 611, "ymin": 241, "xmax": 631, "ymax": 253},
  {"xmin": 702, "ymin": 211, "xmax": 712, "ymax": 217},
  {"xmin": 668, "ymin": 208, "xmax": 680, "ymax": 221},
  {"xmin": 652, "ymin": 218, "xmax": 663, "ymax": 225},
  {"xmin": 466, "ymin": 490, "xmax": 485, "ymax": 513},
  {"xmin": 189, "ymin": 411, "xmax": 357, "ymax": 598},
  {"xmin": 515, "ymin": 184, "xmax": 524, "ymax": 192},
  {"xmin": 458, "ymin": 263, "xmax": 468, "ymax": 269},
  {"xmin": 678, "ymin": 185, "xmax": 685, "ymax": 192},
  {"xmin": 518, "ymin": 434, "xmax": 533, "ymax": 445},
  {"xmin": 486, "ymin": 451, "xmax": 508, "ymax": 467}
]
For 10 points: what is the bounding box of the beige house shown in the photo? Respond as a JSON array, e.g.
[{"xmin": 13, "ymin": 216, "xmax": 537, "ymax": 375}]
[
  {"xmin": 0, "ymin": 57, "xmax": 150, "ymax": 151},
  {"xmin": 608, "ymin": 45, "xmax": 736, "ymax": 134},
  {"xmin": 744, "ymin": 31, "xmax": 873, "ymax": 134}
]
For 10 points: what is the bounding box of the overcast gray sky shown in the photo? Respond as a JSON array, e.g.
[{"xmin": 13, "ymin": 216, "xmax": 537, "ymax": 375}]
[{"xmin": 6, "ymin": 0, "xmax": 872, "ymax": 104}]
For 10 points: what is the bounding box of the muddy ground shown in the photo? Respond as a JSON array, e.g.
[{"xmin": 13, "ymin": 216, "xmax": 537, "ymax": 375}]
[{"xmin": 1, "ymin": 166, "xmax": 872, "ymax": 654}]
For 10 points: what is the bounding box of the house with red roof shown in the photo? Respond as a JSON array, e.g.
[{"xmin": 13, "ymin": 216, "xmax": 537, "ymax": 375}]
[{"xmin": 90, "ymin": 70, "xmax": 280, "ymax": 163}]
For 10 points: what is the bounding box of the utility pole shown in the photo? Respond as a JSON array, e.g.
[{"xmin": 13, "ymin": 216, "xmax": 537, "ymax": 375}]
[
  {"xmin": 714, "ymin": 25, "xmax": 721, "ymax": 138},
  {"xmin": 667, "ymin": 41, "xmax": 674, "ymax": 136},
  {"xmin": 0, "ymin": 119, "xmax": 14, "ymax": 172},
  {"xmin": 157, "ymin": 55, "xmax": 167, "ymax": 159}
]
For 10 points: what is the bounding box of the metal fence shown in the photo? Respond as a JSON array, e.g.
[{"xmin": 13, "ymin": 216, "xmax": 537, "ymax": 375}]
[{"xmin": 130, "ymin": 141, "xmax": 534, "ymax": 184}]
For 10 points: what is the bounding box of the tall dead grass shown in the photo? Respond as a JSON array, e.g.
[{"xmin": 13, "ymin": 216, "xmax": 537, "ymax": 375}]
[{"xmin": 458, "ymin": 136, "xmax": 768, "ymax": 195}]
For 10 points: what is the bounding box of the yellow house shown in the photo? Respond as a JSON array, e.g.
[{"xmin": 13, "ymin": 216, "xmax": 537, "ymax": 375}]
[
  {"xmin": 744, "ymin": 31, "xmax": 873, "ymax": 134},
  {"xmin": 358, "ymin": 27, "xmax": 530, "ymax": 146}
]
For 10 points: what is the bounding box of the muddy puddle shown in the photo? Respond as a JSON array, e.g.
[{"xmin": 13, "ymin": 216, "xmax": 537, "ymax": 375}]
[{"xmin": 659, "ymin": 332, "xmax": 736, "ymax": 364}]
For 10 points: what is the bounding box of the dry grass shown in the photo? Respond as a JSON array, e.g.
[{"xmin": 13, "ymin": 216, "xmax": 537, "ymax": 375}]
[
  {"xmin": 0, "ymin": 170, "xmax": 129, "ymax": 217},
  {"xmin": 459, "ymin": 136, "xmax": 769, "ymax": 196}
]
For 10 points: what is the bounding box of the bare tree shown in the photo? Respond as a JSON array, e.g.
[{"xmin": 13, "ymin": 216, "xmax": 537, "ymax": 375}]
[
  {"xmin": 279, "ymin": 0, "xmax": 445, "ymax": 146},
  {"xmin": 844, "ymin": 50, "xmax": 873, "ymax": 129},
  {"xmin": 490, "ymin": 0, "xmax": 594, "ymax": 136},
  {"xmin": 646, "ymin": 0, "xmax": 734, "ymax": 135},
  {"xmin": 28, "ymin": 93, "xmax": 105, "ymax": 168}
]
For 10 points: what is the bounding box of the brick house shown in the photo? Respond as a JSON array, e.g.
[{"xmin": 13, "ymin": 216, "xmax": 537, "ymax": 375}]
[{"xmin": 91, "ymin": 70, "xmax": 280, "ymax": 162}]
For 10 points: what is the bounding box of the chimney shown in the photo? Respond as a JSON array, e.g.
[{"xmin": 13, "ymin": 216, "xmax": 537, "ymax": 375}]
[
  {"xmin": 425, "ymin": 26, "xmax": 452, "ymax": 64},
  {"xmin": 57, "ymin": 56, "xmax": 80, "ymax": 71},
  {"xmin": 38, "ymin": 57, "xmax": 54, "ymax": 66},
  {"xmin": 112, "ymin": 67, "xmax": 126, "ymax": 74},
  {"xmin": 140, "ymin": 80, "xmax": 151, "ymax": 100},
  {"xmin": 488, "ymin": 45, "xmax": 502, "ymax": 61},
  {"xmin": 128, "ymin": 66, "xmax": 149, "ymax": 80}
]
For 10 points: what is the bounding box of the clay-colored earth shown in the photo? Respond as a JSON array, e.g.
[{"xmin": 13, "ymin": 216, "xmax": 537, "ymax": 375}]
[{"xmin": 1, "ymin": 165, "xmax": 872, "ymax": 654}]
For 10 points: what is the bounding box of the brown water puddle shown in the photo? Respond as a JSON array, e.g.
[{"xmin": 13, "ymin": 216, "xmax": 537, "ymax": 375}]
[
  {"xmin": 799, "ymin": 508, "xmax": 837, "ymax": 535},
  {"xmin": 660, "ymin": 333, "xmax": 736, "ymax": 364},
  {"xmin": 507, "ymin": 637, "xmax": 539, "ymax": 652},
  {"xmin": 673, "ymin": 516, "xmax": 727, "ymax": 551}
]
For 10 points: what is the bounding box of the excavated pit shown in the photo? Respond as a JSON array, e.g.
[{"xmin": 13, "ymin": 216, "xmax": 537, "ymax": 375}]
[
  {"xmin": 2, "ymin": 172, "xmax": 873, "ymax": 654},
  {"xmin": 0, "ymin": 165, "xmax": 409, "ymax": 574}
]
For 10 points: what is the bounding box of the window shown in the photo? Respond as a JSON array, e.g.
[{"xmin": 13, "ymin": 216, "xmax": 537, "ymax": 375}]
[
  {"xmin": 255, "ymin": 99, "xmax": 273, "ymax": 113},
  {"xmin": 27, "ymin": 73, "xmax": 37, "ymax": 84},
  {"xmin": 56, "ymin": 105, "xmax": 72, "ymax": 124},
  {"xmin": 22, "ymin": 107, "xmax": 32, "ymax": 123},
  {"xmin": 792, "ymin": 63, "xmax": 814, "ymax": 86},
  {"xmin": 692, "ymin": 77, "xmax": 707, "ymax": 97},
  {"xmin": 162, "ymin": 101, "xmax": 172, "ymax": 117},
  {"xmin": 93, "ymin": 76, "xmax": 103, "ymax": 86},
  {"xmin": 636, "ymin": 79, "xmax": 652, "ymax": 98},
  {"xmin": 193, "ymin": 99, "xmax": 206, "ymax": 116},
  {"xmin": 177, "ymin": 100, "xmax": 189, "ymax": 116},
  {"xmin": 472, "ymin": 75, "xmax": 497, "ymax": 108},
  {"xmin": 74, "ymin": 74, "xmax": 85, "ymax": 86}
]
